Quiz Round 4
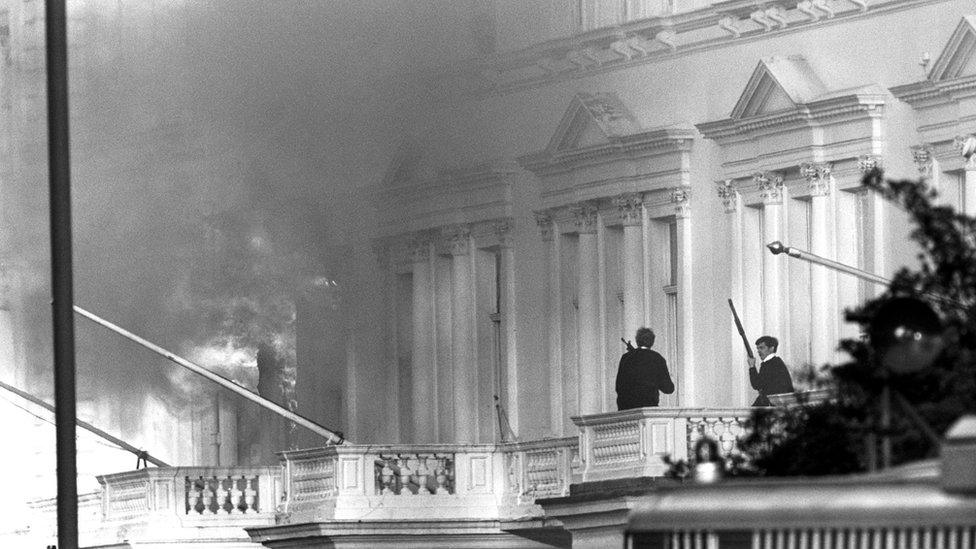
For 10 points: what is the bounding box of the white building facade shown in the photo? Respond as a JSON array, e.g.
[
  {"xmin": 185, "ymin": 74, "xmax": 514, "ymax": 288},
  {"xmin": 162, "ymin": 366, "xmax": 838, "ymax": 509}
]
[{"xmin": 362, "ymin": 0, "xmax": 976, "ymax": 444}]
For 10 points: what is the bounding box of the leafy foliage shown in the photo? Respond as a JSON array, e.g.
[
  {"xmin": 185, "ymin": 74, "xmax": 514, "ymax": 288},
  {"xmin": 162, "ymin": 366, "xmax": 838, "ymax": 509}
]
[{"xmin": 736, "ymin": 169, "xmax": 976, "ymax": 475}]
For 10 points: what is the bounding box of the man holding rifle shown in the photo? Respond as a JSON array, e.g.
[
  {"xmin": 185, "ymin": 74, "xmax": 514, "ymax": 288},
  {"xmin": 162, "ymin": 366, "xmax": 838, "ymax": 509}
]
[
  {"xmin": 748, "ymin": 335, "xmax": 794, "ymax": 406},
  {"xmin": 728, "ymin": 299, "xmax": 794, "ymax": 406},
  {"xmin": 615, "ymin": 327, "xmax": 675, "ymax": 410}
]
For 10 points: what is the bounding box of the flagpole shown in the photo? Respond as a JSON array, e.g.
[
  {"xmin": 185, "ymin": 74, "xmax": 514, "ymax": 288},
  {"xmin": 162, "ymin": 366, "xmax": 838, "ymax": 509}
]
[{"xmin": 45, "ymin": 0, "xmax": 78, "ymax": 547}]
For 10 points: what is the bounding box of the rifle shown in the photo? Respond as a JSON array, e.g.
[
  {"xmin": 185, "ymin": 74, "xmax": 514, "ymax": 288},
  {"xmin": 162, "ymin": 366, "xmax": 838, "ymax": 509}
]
[
  {"xmin": 727, "ymin": 298, "xmax": 754, "ymax": 360},
  {"xmin": 620, "ymin": 337, "xmax": 635, "ymax": 352}
]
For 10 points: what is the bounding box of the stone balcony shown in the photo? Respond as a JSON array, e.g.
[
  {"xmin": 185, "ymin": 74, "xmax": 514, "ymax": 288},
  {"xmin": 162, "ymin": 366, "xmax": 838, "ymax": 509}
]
[{"xmin": 12, "ymin": 406, "xmax": 816, "ymax": 548}]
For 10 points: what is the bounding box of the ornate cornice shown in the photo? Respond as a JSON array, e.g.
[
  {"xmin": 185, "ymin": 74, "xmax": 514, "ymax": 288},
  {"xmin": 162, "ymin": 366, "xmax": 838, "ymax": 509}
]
[
  {"xmin": 800, "ymin": 162, "xmax": 832, "ymax": 197},
  {"xmin": 612, "ymin": 193, "xmax": 644, "ymax": 226},
  {"xmin": 716, "ymin": 180, "xmax": 739, "ymax": 213},
  {"xmin": 519, "ymin": 125, "xmax": 696, "ymax": 176},
  {"xmin": 698, "ymin": 86, "xmax": 886, "ymax": 142},
  {"xmin": 446, "ymin": 0, "xmax": 926, "ymax": 96},
  {"xmin": 755, "ymin": 171, "xmax": 785, "ymax": 205}
]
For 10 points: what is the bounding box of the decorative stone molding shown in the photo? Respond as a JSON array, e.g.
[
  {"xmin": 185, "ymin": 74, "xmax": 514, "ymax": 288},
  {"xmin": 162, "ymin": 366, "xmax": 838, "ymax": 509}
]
[
  {"xmin": 755, "ymin": 172, "xmax": 785, "ymax": 205},
  {"xmin": 533, "ymin": 210, "xmax": 554, "ymax": 242},
  {"xmin": 954, "ymin": 134, "xmax": 976, "ymax": 168},
  {"xmin": 612, "ymin": 193, "xmax": 643, "ymax": 226},
  {"xmin": 453, "ymin": 0, "xmax": 911, "ymax": 96},
  {"xmin": 800, "ymin": 162, "xmax": 832, "ymax": 197},
  {"xmin": 716, "ymin": 180, "xmax": 739, "ymax": 214},
  {"xmin": 670, "ymin": 187, "xmax": 690, "ymax": 218},
  {"xmin": 442, "ymin": 225, "xmax": 472, "ymax": 256},
  {"xmin": 911, "ymin": 145, "xmax": 934, "ymax": 177},
  {"xmin": 857, "ymin": 154, "xmax": 883, "ymax": 173},
  {"xmin": 571, "ymin": 202, "xmax": 599, "ymax": 234}
]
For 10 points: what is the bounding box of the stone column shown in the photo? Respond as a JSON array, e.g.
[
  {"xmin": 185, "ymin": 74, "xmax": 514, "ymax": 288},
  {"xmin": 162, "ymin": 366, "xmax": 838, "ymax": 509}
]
[
  {"xmin": 955, "ymin": 134, "xmax": 976, "ymax": 215},
  {"xmin": 410, "ymin": 237, "xmax": 437, "ymax": 442},
  {"xmin": 445, "ymin": 225, "xmax": 478, "ymax": 443},
  {"xmin": 671, "ymin": 188, "xmax": 694, "ymax": 406},
  {"xmin": 495, "ymin": 221, "xmax": 519, "ymax": 438},
  {"xmin": 535, "ymin": 210, "xmax": 564, "ymax": 435},
  {"xmin": 801, "ymin": 162, "xmax": 834, "ymax": 368},
  {"xmin": 573, "ymin": 202, "xmax": 602, "ymax": 415},
  {"xmin": 614, "ymin": 193, "xmax": 645, "ymax": 339},
  {"xmin": 717, "ymin": 180, "xmax": 749, "ymax": 405},
  {"xmin": 757, "ymin": 171, "xmax": 785, "ymax": 340}
]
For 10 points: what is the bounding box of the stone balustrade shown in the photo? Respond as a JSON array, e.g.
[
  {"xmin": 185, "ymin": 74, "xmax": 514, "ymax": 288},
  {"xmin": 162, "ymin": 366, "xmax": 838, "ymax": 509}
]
[
  {"xmin": 572, "ymin": 407, "xmax": 752, "ymax": 483},
  {"xmin": 98, "ymin": 466, "xmax": 281, "ymax": 522},
  {"xmin": 279, "ymin": 442, "xmax": 571, "ymax": 522}
]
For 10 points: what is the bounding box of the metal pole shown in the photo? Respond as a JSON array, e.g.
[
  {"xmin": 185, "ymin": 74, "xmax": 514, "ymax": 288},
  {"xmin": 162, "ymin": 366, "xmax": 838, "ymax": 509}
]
[
  {"xmin": 45, "ymin": 0, "xmax": 77, "ymax": 547},
  {"xmin": 0, "ymin": 379, "xmax": 169, "ymax": 467},
  {"xmin": 73, "ymin": 305, "xmax": 346, "ymax": 445},
  {"xmin": 766, "ymin": 241, "xmax": 890, "ymax": 286},
  {"xmin": 766, "ymin": 241, "xmax": 965, "ymax": 308}
]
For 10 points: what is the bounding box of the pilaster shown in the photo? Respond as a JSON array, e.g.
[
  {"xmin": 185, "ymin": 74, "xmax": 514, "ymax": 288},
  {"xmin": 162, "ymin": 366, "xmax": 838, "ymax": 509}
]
[
  {"xmin": 572, "ymin": 201, "xmax": 602, "ymax": 415},
  {"xmin": 955, "ymin": 134, "xmax": 976, "ymax": 215},
  {"xmin": 535, "ymin": 210, "xmax": 564, "ymax": 436},
  {"xmin": 800, "ymin": 162, "xmax": 835, "ymax": 367},
  {"xmin": 613, "ymin": 194, "xmax": 645, "ymax": 340},
  {"xmin": 409, "ymin": 237, "xmax": 437, "ymax": 442},
  {"xmin": 756, "ymin": 171, "xmax": 785, "ymax": 340}
]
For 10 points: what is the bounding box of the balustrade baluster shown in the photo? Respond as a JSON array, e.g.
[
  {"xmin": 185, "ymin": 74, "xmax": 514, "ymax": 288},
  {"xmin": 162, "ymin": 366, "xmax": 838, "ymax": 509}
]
[
  {"xmin": 378, "ymin": 457, "xmax": 396, "ymax": 495},
  {"xmin": 415, "ymin": 455, "xmax": 431, "ymax": 494},
  {"xmin": 215, "ymin": 476, "xmax": 230, "ymax": 515},
  {"xmin": 243, "ymin": 475, "xmax": 257, "ymax": 513},
  {"xmin": 186, "ymin": 478, "xmax": 201, "ymax": 515},
  {"xmin": 230, "ymin": 477, "xmax": 244, "ymax": 514},
  {"xmin": 200, "ymin": 477, "xmax": 214, "ymax": 515},
  {"xmin": 394, "ymin": 456, "xmax": 410, "ymax": 495}
]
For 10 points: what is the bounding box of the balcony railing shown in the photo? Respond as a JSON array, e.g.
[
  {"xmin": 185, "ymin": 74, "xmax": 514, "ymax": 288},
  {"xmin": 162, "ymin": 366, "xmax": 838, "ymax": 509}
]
[{"xmin": 573, "ymin": 407, "xmax": 752, "ymax": 483}]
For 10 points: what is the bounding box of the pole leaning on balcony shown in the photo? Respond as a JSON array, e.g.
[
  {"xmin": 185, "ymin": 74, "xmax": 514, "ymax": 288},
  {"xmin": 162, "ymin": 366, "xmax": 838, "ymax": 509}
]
[
  {"xmin": 73, "ymin": 306, "xmax": 346, "ymax": 445},
  {"xmin": 45, "ymin": 0, "xmax": 78, "ymax": 547}
]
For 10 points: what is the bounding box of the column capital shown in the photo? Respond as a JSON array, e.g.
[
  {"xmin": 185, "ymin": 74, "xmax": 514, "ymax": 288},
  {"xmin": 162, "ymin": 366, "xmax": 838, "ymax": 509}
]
[
  {"xmin": 612, "ymin": 193, "xmax": 644, "ymax": 226},
  {"xmin": 671, "ymin": 187, "xmax": 691, "ymax": 218},
  {"xmin": 442, "ymin": 224, "xmax": 471, "ymax": 256},
  {"xmin": 857, "ymin": 154, "xmax": 883, "ymax": 174},
  {"xmin": 954, "ymin": 134, "xmax": 976, "ymax": 169},
  {"xmin": 410, "ymin": 236, "xmax": 432, "ymax": 263},
  {"xmin": 911, "ymin": 144, "xmax": 934, "ymax": 177},
  {"xmin": 755, "ymin": 171, "xmax": 784, "ymax": 205},
  {"xmin": 570, "ymin": 202, "xmax": 599, "ymax": 234},
  {"xmin": 800, "ymin": 162, "xmax": 832, "ymax": 197},
  {"xmin": 371, "ymin": 239, "xmax": 392, "ymax": 271},
  {"xmin": 716, "ymin": 179, "xmax": 739, "ymax": 213},
  {"xmin": 492, "ymin": 219, "xmax": 514, "ymax": 249},
  {"xmin": 533, "ymin": 210, "xmax": 554, "ymax": 242}
]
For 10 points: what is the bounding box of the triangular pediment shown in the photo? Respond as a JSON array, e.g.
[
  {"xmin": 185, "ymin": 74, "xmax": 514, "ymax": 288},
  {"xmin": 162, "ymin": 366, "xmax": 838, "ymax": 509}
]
[
  {"xmin": 731, "ymin": 56, "xmax": 828, "ymax": 119},
  {"xmin": 548, "ymin": 92, "xmax": 639, "ymax": 152},
  {"xmin": 929, "ymin": 16, "xmax": 976, "ymax": 82}
]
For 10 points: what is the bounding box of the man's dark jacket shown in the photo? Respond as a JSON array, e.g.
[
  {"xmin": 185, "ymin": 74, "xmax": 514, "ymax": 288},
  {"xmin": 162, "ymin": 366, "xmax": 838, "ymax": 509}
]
[
  {"xmin": 749, "ymin": 355, "xmax": 794, "ymax": 406},
  {"xmin": 615, "ymin": 348, "xmax": 675, "ymax": 410}
]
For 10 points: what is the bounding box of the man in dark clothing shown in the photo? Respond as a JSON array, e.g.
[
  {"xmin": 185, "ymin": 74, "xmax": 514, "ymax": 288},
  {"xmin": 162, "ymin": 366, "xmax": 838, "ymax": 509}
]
[
  {"xmin": 615, "ymin": 327, "xmax": 675, "ymax": 410},
  {"xmin": 747, "ymin": 335, "xmax": 794, "ymax": 406}
]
